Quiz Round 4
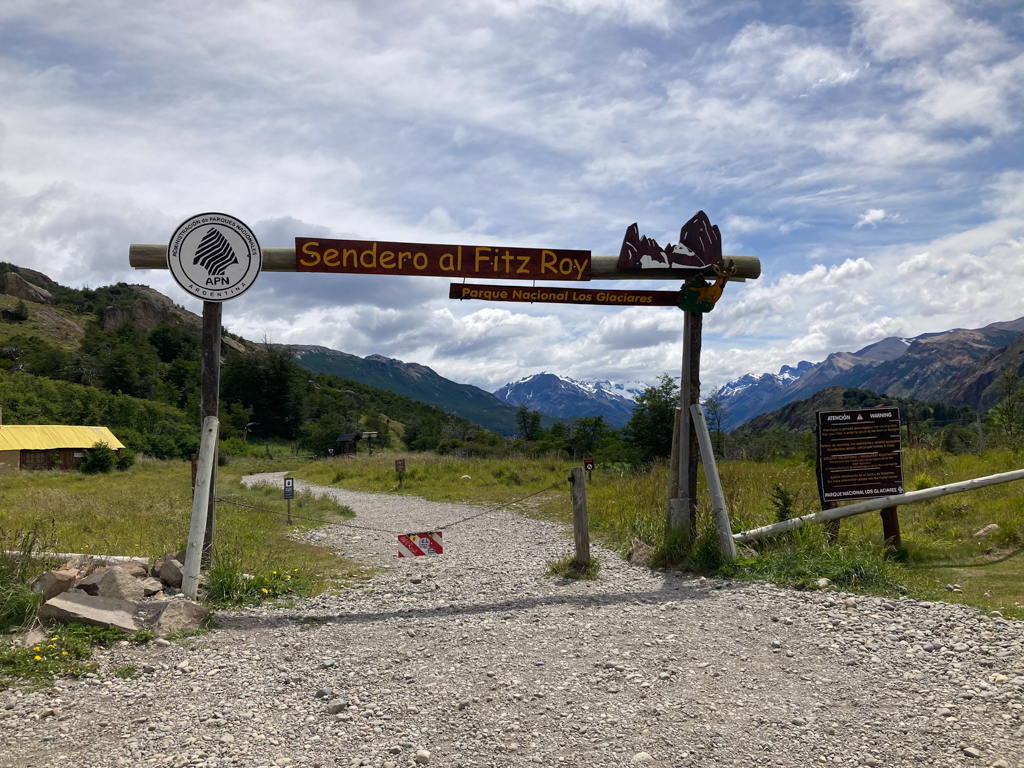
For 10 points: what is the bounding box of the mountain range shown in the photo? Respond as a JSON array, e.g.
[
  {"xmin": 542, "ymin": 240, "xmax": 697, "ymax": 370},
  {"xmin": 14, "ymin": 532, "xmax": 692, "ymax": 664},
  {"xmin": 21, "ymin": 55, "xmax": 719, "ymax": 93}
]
[
  {"xmin": 493, "ymin": 373, "xmax": 645, "ymax": 428},
  {"xmin": 716, "ymin": 318, "xmax": 1024, "ymax": 429}
]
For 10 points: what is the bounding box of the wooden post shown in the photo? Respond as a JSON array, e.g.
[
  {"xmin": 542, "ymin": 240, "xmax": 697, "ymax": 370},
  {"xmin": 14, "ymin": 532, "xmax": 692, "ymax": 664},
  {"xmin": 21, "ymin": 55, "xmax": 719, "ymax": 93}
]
[
  {"xmin": 201, "ymin": 302, "xmax": 222, "ymax": 567},
  {"xmin": 690, "ymin": 404, "xmax": 736, "ymax": 562},
  {"xmin": 570, "ymin": 467, "xmax": 590, "ymax": 568},
  {"xmin": 183, "ymin": 416, "xmax": 219, "ymax": 600},
  {"xmin": 190, "ymin": 453, "xmax": 198, "ymax": 497},
  {"xmin": 686, "ymin": 312, "xmax": 702, "ymax": 531},
  {"xmin": 287, "ymin": 498, "xmax": 292, "ymax": 525},
  {"xmin": 880, "ymin": 506, "xmax": 901, "ymax": 548},
  {"xmin": 667, "ymin": 407, "xmax": 681, "ymax": 505}
]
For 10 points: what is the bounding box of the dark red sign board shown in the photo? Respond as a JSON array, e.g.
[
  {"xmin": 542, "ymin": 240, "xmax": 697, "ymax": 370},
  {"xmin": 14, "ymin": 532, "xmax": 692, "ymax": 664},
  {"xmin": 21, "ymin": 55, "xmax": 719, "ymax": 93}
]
[
  {"xmin": 449, "ymin": 283, "xmax": 679, "ymax": 306},
  {"xmin": 297, "ymin": 238, "xmax": 591, "ymax": 282},
  {"xmin": 395, "ymin": 459, "xmax": 406, "ymax": 474},
  {"xmin": 816, "ymin": 408, "xmax": 904, "ymax": 504},
  {"xmin": 584, "ymin": 458, "xmax": 595, "ymax": 472}
]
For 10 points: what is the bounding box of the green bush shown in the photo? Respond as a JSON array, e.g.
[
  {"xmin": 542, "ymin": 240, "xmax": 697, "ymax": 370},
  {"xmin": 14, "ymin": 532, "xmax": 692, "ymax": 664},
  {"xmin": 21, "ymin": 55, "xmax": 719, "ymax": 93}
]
[
  {"xmin": 80, "ymin": 442, "xmax": 116, "ymax": 474},
  {"xmin": 0, "ymin": 526, "xmax": 53, "ymax": 633},
  {"xmin": 116, "ymin": 447, "xmax": 135, "ymax": 471}
]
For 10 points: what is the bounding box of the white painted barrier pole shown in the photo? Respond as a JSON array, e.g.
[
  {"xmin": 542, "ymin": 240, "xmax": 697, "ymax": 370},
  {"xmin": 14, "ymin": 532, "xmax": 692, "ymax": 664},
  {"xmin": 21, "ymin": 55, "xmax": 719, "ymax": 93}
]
[
  {"xmin": 182, "ymin": 416, "xmax": 220, "ymax": 600},
  {"xmin": 734, "ymin": 466, "xmax": 1024, "ymax": 545},
  {"xmin": 690, "ymin": 404, "xmax": 736, "ymax": 562}
]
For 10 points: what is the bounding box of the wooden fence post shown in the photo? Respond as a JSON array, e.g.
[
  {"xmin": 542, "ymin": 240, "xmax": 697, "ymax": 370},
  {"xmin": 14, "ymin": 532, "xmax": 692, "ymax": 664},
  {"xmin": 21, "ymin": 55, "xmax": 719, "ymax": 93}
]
[
  {"xmin": 570, "ymin": 467, "xmax": 590, "ymax": 568},
  {"xmin": 880, "ymin": 506, "xmax": 901, "ymax": 548},
  {"xmin": 200, "ymin": 301, "xmax": 222, "ymax": 568},
  {"xmin": 690, "ymin": 404, "xmax": 736, "ymax": 562}
]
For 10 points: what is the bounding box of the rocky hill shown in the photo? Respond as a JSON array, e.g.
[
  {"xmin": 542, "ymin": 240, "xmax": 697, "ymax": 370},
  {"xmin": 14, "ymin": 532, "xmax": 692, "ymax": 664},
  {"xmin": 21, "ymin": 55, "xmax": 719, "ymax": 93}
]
[{"xmin": 493, "ymin": 372, "xmax": 637, "ymax": 428}]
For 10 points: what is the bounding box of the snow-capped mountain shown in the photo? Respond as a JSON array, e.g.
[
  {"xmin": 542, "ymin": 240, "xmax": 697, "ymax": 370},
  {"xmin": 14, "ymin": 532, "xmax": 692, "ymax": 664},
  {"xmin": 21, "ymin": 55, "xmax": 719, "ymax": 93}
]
[
  {"xmin": 714, "ymin": 361, "xmax": 814, "ymax": 427},
  {"xmin": 493, "ymin": 373, "xmax": 641, "ymax": 427}
]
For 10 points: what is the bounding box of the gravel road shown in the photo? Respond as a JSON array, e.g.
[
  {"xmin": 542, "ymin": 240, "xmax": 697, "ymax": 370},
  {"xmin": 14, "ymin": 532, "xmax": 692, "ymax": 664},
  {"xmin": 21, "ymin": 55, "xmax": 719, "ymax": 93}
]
[{"xmin": 2, "ymin": 473, "xmax": 1022, "ymax": 768}]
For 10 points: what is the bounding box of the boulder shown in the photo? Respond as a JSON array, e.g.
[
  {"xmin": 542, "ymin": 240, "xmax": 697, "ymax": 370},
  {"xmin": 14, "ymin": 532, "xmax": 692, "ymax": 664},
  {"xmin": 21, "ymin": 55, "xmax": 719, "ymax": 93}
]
[
  {"xmin": 2, "ymin": 272, "xmax": 54, "ymax": 304},
  {"xmin": 152, "ymin": 599, "xmax": 209, "ymax": 636},
  {"xmin": 141, "ymin": 577, "xmax": 164, "ymax": 596},
  {"xmin": 30, "ymin": 570, "xmax": 77, "ymax": 601},
  {"xmin": 38, "ymin": 592, "xmax": 137, "ymax": 633},
  {"xmin": 153, "ymin": 557, "xmax": 184, "ymax": 588},
  {"xmin": 77, "ymin": 566, "xmax": 145, "ymax": 602},
  {"xmin": 119, "ymin": 560, "xmax": 150, "ymax": 579},
  {"xmin": 61, "ymin": 554, "xmax": 101, "ymax": 578},
  {"xmin": 973, "ymin": 523, "xmax": 1001, "ymax": 538}
]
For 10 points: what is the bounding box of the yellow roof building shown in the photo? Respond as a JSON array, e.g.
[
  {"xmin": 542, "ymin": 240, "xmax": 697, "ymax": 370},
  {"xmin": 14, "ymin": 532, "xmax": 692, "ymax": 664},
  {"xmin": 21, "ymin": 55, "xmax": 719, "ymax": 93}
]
[{"xmin": 0, "ymin": 425, "xmax": 125, "ymax": 452}]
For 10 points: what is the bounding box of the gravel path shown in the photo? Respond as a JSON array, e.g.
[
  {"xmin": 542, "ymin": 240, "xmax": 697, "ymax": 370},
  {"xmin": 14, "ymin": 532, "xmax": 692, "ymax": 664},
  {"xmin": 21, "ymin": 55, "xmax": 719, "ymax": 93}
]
[{"xmin": 2, "ymin": 473, "xmax": 1022, "ymax": 768}]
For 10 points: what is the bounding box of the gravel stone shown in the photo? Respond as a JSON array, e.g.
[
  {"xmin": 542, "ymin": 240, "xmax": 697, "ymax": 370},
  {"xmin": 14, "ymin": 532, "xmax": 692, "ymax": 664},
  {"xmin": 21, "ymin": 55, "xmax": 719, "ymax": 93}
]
[{"xmin": 3, "ymin": 471, "xmax": 1022, "ymax": 768}]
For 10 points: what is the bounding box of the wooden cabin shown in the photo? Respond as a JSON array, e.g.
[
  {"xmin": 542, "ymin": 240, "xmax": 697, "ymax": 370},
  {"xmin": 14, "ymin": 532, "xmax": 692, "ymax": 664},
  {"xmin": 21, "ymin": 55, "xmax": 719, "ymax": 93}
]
[
  {"xmin": 335, "ymin": 432, "xmax": 361, "ymax": 455},
  {"xmin": 0, "ymin": 425, "xmax": 125, "ymax": 470}
]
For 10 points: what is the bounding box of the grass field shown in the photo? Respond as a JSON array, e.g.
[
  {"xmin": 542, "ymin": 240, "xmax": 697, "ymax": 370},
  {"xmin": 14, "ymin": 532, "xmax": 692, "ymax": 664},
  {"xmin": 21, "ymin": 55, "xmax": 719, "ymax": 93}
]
[
  {"xmin": 295, "ymin": 448, "xmax": 1024, "ymax": 618},
  {"xmin": 0, "ymin": 455, "xmax": 362, "ymax": 601}
]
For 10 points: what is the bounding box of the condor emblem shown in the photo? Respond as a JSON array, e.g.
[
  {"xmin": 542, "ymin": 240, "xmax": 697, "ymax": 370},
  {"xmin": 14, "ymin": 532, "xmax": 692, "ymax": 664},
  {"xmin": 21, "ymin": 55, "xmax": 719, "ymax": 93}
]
[{"xmin": 167, "ymin": 212, "xmax": 261, "ymax": 302}]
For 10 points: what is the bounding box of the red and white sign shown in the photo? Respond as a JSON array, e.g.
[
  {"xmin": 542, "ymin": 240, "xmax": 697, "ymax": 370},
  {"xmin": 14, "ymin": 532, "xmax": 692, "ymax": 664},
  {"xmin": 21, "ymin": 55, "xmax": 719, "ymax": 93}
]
[
  {"xmin": 398, "ymin": 531, "xmax": 443, "ymax": 557},
  {"xmin": 584, "ymin": 458, "xmax": 595, "ymax": 472}
]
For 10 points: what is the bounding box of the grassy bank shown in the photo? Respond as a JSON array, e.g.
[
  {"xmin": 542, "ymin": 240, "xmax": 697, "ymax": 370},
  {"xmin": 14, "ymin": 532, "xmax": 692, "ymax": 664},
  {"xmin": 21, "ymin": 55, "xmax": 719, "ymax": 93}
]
[
  {"xmin": 296, "ymin": 449, "xmax": 1024, "ymax": 618},
  {"xmin": 0, "ymin": 456, "xmax": 361, "ymax": 605}
]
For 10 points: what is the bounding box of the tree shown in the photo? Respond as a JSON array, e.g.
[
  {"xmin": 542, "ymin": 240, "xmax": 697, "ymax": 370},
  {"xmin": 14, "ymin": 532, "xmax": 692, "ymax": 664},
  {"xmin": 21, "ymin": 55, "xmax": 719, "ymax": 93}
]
[
  {"xmin": 515, "ymin": 403, "xmax": 543, "ymax": 441},
  {"xmin": 624, "ymin": 374, "xmax": 679, "ymax": 463},
  {"xmin": 567, "ymin": 415, "xmax": 607, "ymax": 458},
  {"xmin": 990, "ymin": 368, "xmax": 1024, "ymax": 448},
  {"xmin": 221, "ymin": 344, "xmax": 305, "ymax": 439},
  {"xmin": 702, "ymin": 388, "xmax": 730, "ymax": 458}
]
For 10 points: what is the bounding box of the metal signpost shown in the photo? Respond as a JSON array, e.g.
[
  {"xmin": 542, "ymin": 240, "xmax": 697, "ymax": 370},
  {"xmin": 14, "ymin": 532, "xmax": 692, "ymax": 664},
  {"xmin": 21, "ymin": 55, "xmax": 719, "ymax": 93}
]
[{"xmin": 284, "ymin": 477, "xmax": 295, "ymax": 525}]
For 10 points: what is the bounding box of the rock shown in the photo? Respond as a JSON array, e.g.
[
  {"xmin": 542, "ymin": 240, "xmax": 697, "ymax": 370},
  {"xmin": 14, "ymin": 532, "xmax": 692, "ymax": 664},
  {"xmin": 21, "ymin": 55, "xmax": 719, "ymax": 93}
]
[
  {"xmin": 631, "ymin": 538, "xmax": 654, "ymax": 568},
  {"xmin": 460, "ymin": 475, "xmax": 471, "ymax": 480},
  {"xmin": 815, "ymin": 578, "xmax": 832, "ymax": 588},
  {"xmin": 152, "ymin": 599, "xmax": 209, "ymax": 636},
  {"xmin": 632, "ymin": 752, "xmax": 656, "ymax": 764},
  {"xmin": 153, "ymin": 557, "xmax": 184, "ymax": 588},
  {"xmin": 119, "ymin": 560, "xmax": 150, "ymax": 579},
  {"xmin": 153, "ymin": 638, "xmax": 171, "ymax": 648},
  {"xmin": 141, "ymin": 577, "xmax": 164, "ymax": 596},
  {"xmin": 963, "ymin": 747, "xmax": 981, "ymax": 758},
  {"xmin": 315, "ymin": 686, "xmax": 334, "ymax": 699},
  {"xmin": 414, "ymin": 749, "xmax": 431, "ymax": 764},
  {"xmin": 77, "ymin": 567, "xmax": 145, "ymax": 602},
  {"xmin": 30, "ymin": 570, "xmax": 77, "ymax": 601},
  {"xmin": 844, "ymin": 597, "xmax": 857, "ymax": 608},
  {"xmin": 13, "ymin": 627, "xmax": 47, "ymax": 648},
  {"xmin": 973, "ymin": 523, "xmax": 1001, "ymax": 538},
  {"xmin": 326, "ymin": 699, "xmax": 347, "ymax": 714},
  {"xmin": 61, "ymin": 555, "xmax": 100, "ymax": 577},
  {"xmin": 991, "ymin": 760, "xmax": 1008, "ymax": 768},
  {"xmin": 38, "ymin": 592, "xmax": 137, "ymax": 632},
  {"xmin": 2, "ymin": 272, "xmax": 54, "ymax": 304}
]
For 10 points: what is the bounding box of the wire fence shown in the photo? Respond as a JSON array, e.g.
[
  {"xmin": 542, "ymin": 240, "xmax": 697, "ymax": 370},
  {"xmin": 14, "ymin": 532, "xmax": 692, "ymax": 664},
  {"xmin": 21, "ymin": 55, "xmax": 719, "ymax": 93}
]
[{"xmin": 215, "ymin": 479, "xmax": 567, "ymax": 536}]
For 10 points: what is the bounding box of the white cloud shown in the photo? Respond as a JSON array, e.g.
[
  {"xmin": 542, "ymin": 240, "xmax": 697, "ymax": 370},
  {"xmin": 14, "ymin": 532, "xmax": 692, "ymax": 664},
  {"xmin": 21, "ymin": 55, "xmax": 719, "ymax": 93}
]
[{"xmin": 854, "ymin": 209, "xmax": 898, "ymax": 228}]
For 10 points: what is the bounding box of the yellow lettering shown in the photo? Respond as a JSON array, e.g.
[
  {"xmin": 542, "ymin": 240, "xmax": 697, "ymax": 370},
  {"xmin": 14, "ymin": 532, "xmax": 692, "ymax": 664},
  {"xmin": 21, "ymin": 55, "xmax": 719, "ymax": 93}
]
[
  {"xmin": 343, "ymin": 248, "xmax": 357, "ymax": 267},
  {"xmin": 299, "ymin": 241, "xmax": 322, "ymax": 267},
  {"xmin": 558, "ymin": 258, "xmax": 572, "ymax": 275},
  {"xmin": 398, "ymin": 251, "xmax": 412, "ymax": 270},
  {"xmin": 380, "ymin": 250, "xmax": 396, "ymax": 269},
  {"xmin": 440, "ymin": 252, "xmax": 455, "ymax": 271},
  {"xmin": 502, "ymin": 250, "xmax": 514, "ymax": 273},
  {"xmin": 475, "ymin": 246, "xmax": 491, "ymax": 272},
  {"xmin": 458, "ymin": 245, "xmax": 463, "ymax": 272},
  {"xmin": 414, "ymin": 252, "xmax": 428, "ymax": 270},
  {"xmin": 574, "ymin": 258, "xmax": 589, "ymax": 280},
  {"xmin": 323, "ymin": 248, "xmax": 340, "ymax": 267},
  {"xmin": 541, "ymin": 250, "xmax": 557, "ymax": 274},
  {"xmin": 517, "ymin": 255, "xmax": 530, "ymax": 274},
  {"xmin": 360, "ymin": 243, "xmax": 378, "ymax": 269}
]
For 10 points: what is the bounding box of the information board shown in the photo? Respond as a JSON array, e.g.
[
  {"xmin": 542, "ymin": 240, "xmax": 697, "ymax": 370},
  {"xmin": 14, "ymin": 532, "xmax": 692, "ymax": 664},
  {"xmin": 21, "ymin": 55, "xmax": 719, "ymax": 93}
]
[
  {"xmin": 816, "ymin": 407, "xmax": 904, "ymax": 504},
  {"xmin": 283, "ymin": 477, "xmax": 294, "ymax": 500}
]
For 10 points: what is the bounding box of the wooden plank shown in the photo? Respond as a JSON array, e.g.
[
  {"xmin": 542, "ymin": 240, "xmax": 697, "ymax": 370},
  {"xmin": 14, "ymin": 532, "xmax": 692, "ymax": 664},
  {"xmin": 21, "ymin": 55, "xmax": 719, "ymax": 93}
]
[
  {"xmin": 690, "ymin": 404, "xmax": 736, "ymax": 562},
  {"xmin": 182, "ymin": 416, "xmax": 219, "ymax": 600},
  {"xmin": 129, "ymin": 245, "xmax": 761, "ymax": 281},
  {"xmin": 880, "ymin": 506, "xmax": 901, "ymax": 547},
  {"xmin": 570, "ymin": 467, "xmax": 590, "ymax": 567},
  {"xmin": 734, "ymin": 466, "xmax": 1024, "ymax": 544}
]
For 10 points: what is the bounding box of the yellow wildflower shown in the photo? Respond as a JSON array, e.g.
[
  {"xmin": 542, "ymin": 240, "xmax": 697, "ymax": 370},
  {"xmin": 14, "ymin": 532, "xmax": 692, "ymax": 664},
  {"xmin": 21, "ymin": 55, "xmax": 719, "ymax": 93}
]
[
  {"xmin": 62, "ymin": 652, "xmax": 68, "ymax": 656},
  {"xmin": 261, "ymin": 588, "xmax": 268, "ymax": 594},
  {"xmin": 34, "ymin": 646, "xmax": 40, "ymax": 651},
  {"xmin": 34, "ymin": 655, "xmax": 41, "ymax": 661}
]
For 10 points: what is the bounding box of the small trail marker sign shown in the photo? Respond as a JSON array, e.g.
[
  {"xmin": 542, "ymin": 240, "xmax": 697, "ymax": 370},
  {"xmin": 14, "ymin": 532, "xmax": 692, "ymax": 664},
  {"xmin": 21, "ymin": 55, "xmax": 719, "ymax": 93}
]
[
  {"xmin": 398, "ymin": 531, "xmax": 443, "ymax": 557},
  {"xmin": 816, "ymin": 407, "xmax": 904, "ymax": 504},
  {"xmin": 283, "ymin": 477, "xmax": 295, "ymax": 499},
  {"xmin": 584, "ymin": 457, "xmax": 595, "ymax": 481}
]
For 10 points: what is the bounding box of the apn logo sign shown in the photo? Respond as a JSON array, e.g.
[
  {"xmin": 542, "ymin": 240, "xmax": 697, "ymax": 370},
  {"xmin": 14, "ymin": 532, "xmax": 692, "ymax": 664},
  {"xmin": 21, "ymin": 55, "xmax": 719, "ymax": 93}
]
[{"xmin": 168, "ymin": 212, "xmax": 261, "ymax": 302}]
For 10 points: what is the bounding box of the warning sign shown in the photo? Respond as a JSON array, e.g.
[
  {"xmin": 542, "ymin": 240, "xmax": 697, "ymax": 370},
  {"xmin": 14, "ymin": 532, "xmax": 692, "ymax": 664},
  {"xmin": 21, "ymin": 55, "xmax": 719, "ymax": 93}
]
[
  {"xmin": 398, "ymin": 531, "xmax": 443, "ymax": 557},
  {"xmin": 816, "ymin": 407, "xmax": 904, "ymax": 504},
  {"xmin": 283, "ymin": 477, "xmax": 294, "ymax": 500}
]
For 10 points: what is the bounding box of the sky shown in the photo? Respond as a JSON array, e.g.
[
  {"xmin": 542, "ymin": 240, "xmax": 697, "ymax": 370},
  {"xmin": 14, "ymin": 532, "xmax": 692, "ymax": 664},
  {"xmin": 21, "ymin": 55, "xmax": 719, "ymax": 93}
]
[{"xmin": 2, "ymin": 0, "xmax": 1023, "ymax": 394}]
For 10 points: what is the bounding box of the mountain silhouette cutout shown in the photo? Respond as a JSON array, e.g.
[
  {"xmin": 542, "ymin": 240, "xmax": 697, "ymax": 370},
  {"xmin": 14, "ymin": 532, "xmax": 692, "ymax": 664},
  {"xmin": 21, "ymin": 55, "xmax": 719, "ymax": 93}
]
[
  {"xmin": 617, "ymin": 210, "xmax": 723, "ymax": 270},
  {"xmin": 193, "ymin": 227, "xmax": 239, "ymax": 276}
]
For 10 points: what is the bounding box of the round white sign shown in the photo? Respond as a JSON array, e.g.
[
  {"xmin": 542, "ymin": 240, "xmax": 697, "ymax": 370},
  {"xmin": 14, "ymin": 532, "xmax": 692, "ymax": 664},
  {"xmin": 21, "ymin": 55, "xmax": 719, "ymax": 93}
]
[{"xmin": 167, "ymin": 212, "xmax": 261, "ymax": 302}]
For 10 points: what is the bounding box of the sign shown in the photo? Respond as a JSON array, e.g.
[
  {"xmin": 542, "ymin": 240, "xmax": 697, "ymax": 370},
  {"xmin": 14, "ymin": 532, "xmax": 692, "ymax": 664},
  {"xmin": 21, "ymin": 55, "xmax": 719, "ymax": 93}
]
[
  {"xmin": 816, "ymin": 407, "xmax": 904, "ymax": 504},
  {"xmin": 584, "ymin": 458, "xmax": 595, "ymax": 472},
  {"xmin": 395, "ymin": 459, "xmax": 406, "ymax": 473},
  {"xmin": 398, "ymin": 531, "xmax": 443, "ymax": 557},
  {"xmin": 283, "ymin": 477, "xmax": 294, "ymax": 500},
  {"xmin": 617, "ymin": 211, "xmax": 722, "ymax": 272},
  {"xmin": 296, "ymin": 238, "xmax": 591, "ymax": 281},
  {"xmin": 449, "ymin": 283, "xmax": 679, "ymax": 306},
  {"xmin": 168, "ymin": 213, "xmax": 261, "ymax": 301}
]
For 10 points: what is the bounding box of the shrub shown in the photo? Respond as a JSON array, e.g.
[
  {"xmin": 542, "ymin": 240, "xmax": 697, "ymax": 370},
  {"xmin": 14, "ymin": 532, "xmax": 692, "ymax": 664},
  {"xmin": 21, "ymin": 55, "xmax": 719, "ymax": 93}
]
[
  {"xmin": 80, "ymin": 442, "xmax": 116, "ymax": 474},
  {"xmin": 769, "ymin": 484, "xmax": 798, "ymax": 523},
  {"xmin": 116, "ymin": 447, "xmax": 135, "ymax": 471}
]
